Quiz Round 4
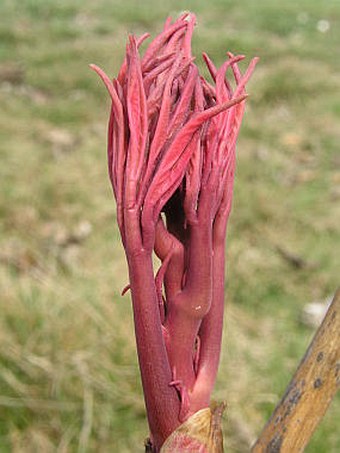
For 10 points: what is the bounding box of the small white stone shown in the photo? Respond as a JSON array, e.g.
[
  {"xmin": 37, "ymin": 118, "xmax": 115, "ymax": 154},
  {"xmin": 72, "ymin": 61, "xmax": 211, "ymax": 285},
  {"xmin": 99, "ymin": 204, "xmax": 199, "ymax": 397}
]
[{"xmin": 317, "ymin": 20, "xmax": 330, "ymax": 33}]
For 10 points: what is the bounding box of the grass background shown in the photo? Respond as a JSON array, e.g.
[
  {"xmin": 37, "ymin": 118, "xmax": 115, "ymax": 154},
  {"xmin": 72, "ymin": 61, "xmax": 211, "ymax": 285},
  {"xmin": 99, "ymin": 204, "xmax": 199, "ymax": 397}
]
[{"xmin": 0, "ymin": 0, "xmax": 339, "ymax": 451}]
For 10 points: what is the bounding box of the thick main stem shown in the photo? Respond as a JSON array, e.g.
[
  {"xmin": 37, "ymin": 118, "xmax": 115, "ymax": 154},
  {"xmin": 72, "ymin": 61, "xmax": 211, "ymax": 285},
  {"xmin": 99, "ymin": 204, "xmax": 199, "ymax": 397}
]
[{"xmin": 127, "ymin": 250, "xmax": 181, "ymax": 449}]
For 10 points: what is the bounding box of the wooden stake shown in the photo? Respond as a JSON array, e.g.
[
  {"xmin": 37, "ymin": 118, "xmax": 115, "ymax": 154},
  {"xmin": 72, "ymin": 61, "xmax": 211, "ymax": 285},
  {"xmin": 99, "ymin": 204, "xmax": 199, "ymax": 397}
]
[{"xmin": 252, "ymin": 288, "xmax": 340, "ymax": 452}]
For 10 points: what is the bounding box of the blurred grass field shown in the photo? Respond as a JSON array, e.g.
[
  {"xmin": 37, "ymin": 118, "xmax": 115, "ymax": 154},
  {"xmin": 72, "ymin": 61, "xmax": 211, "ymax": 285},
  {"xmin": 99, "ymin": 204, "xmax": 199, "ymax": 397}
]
[{"xmin": 0, "ymin": 0, "xmax": 339, "ymax": 451}]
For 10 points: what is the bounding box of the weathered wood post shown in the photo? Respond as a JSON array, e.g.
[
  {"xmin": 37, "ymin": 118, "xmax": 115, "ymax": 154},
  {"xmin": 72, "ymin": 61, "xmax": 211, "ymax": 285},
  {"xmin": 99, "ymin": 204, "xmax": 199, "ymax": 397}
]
[{"xmin": 252, "ymin": 288, "xmax": 340, "ymax": 452}]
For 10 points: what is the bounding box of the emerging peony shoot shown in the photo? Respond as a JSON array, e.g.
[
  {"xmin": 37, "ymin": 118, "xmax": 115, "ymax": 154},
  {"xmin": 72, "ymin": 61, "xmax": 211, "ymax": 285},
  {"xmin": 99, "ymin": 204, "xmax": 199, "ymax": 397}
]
[{"xmin": 91, "ymin": 12, "xmax": 257, "ymax": 452}]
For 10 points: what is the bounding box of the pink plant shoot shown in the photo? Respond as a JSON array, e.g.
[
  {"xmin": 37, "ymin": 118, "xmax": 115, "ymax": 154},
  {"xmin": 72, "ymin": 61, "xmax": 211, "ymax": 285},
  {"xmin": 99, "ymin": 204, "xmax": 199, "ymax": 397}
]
[{"xmin": 91, "ymin": 13, "xmax": 257, "ymax": 452}]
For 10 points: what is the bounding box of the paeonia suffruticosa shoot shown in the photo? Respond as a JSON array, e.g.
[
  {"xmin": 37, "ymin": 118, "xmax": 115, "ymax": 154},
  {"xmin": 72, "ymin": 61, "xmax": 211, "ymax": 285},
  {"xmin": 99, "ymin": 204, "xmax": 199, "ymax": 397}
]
[{"xmin": 91, "ymin": 12, "xmax": 257, "ymax": 452}]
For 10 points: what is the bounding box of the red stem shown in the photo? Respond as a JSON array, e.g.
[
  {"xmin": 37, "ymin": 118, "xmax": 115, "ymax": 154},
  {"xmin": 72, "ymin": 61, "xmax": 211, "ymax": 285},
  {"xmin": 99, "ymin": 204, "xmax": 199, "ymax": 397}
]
[
  {"xmin": 191, "ymin": 241, "xmax": 226, "ymax": 411},
  {"xmin": 164, "ymin": 222, "xmax": 213, "ymax": 411},
  {"xmin": 127, "ymin": 246, "xmax": 181, "ymax": 449}
]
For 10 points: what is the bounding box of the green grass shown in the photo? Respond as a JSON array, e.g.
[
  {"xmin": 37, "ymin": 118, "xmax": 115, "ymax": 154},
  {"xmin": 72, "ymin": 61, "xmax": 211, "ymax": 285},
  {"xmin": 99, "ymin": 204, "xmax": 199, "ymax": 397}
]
[{"xmin": 0, "ymin": 0, "xmax": 339, "ymax": 451}]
